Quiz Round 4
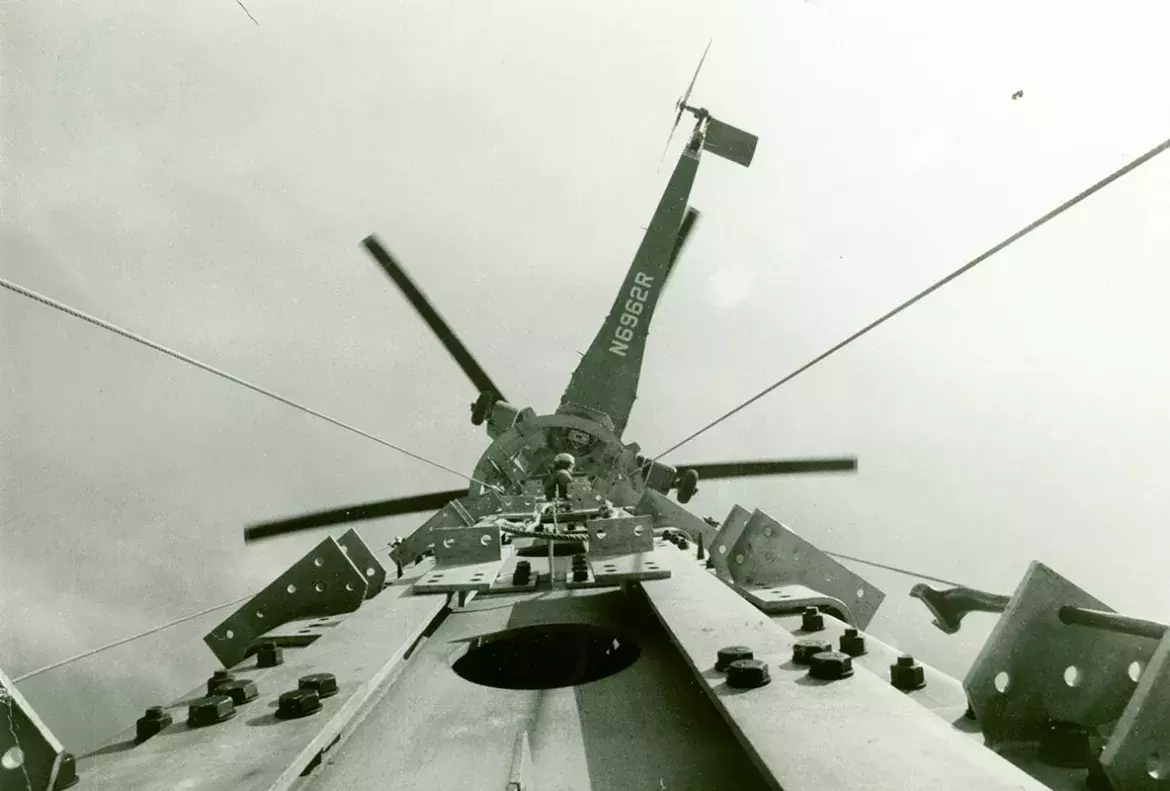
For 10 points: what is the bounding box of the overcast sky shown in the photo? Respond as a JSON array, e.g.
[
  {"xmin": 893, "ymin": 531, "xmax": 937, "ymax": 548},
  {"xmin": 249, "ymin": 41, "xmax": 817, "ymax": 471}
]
[{"xmin": 3, "ymin": 0, "xmax": 1169, "ymax": 755}]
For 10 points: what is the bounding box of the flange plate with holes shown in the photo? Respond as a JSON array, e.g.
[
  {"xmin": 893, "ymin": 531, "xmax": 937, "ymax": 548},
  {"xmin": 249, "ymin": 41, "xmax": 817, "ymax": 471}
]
[
  {"xmin": 204, "ymin": 536, "xmax": 367, "ymax": 668},
  {"xmin": 394, "ymin": 497, "xmax": 474, "ymax": 567},
  {"xmin": 965, "ymin": 562, "xmax": 1162, "ymax": 745},
  {"xmin": 726, "ymin": 509, "xmax": 884, "ymax": 629},
  {"xmin": 336, "ymin": 528, "xmax": 386, "ymax": 600},
  {"xmin": 707, "ymin": 504, "xmax": 752, "ymax": 577},
  {"xmin": 591, "ymin": 553, "xmax": 669, "ymax": 584},
  {"xmin": 1100, "ymin": 629, "xmax": 1170, "ymax": 790},
  {"xmin": 586, "ymin": 515, "xmax": 654, "ymax": 558},
  {"xmin": 736, "ymin": 582, "xmax": 856, "ymax": 625},
  {"xmin": 1, "ymin": 665, "xmax": 69, "ymax": 791},
  {"xmin": 413, "ymin": 524, "xmax": 508, "ymax": 594}
]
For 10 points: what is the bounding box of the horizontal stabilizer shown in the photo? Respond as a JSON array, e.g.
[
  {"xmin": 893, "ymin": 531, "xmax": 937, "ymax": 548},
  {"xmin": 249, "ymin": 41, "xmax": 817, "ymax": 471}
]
[{"xmin": 703, "ymin": 119, "xmax": 757, "ymax": 168}]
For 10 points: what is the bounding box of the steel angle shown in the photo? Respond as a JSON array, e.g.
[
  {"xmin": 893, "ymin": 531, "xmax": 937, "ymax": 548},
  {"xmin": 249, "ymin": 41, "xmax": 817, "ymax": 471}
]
[
  {"xmin": 727, "ymin": 510, "xmax": 884, "ymax": 629},
  {"xmin": 707, "ymin": 504, "xmax": 752, "ymax": 577},
  {"xmin": 585, "ymin": 515, "xmax": 653, "ymax": 558},
  {"xmin": 965, "ymin": 562, "xmax": 1162, "ymax": 746},
  {"xmin": 205, "ymin": 536, "xmax": 367, "ymax": 668},
  {"xmin": 737, "ymin": 582, "xmax": 856, "ymax": 625},
  {"xmin": 1100, "ymin": 629, "xmax": 1170, "ymax": 789},
  {"xmin": 413, "ymin": 524, "xmax": 508, "ymax": 595},
  {"xmin": 335, "ymin": 529, "xmax": 386, "ymax": 599},
  {"xmin": 1, "ymin": 665, "xmax": 74, "ymax": 791}
]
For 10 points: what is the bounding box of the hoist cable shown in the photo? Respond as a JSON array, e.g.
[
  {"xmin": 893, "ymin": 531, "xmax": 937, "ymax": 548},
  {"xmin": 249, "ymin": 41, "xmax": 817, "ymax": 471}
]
[
  {"xmin": 0, "ymin": 276, "xmax": 493, "ymax": 490},
  {"xmin": 651, "ymin": 134, "xmax": 1170, "ymax": 462}
]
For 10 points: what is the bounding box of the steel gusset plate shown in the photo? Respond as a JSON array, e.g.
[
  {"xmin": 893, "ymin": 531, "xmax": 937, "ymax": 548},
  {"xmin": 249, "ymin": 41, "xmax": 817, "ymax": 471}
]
[
  {"xmin": 725, "ymin": 509, "xmax": 884, "ymax": 629},
  {"xmin": 1, "ymin": 666, "xmax": 71, "ymax": 791},
  {"xmin": 413, "ymin": 523, "xmax": 507, "ymax": 594},
  {"xmin": 335, "ymin": 528, "xmax": 387, "ymax": 600},
  {"xmin": 204, "ymin": 536, "xmax": 368, "ymax": 668},
  {"xmin": 964, "ymin": 562, "xmax": 1161, "ymax": 746},
  {"xmin": 1100, "ymin": 629, "xmax": 1170, "ymax": 789}
]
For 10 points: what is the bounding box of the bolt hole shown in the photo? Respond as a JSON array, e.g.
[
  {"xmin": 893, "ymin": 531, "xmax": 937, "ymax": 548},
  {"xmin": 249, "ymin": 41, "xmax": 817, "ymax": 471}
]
[
  {"xmin": 1128, "ymin": 660, "xmax": 1144, "ymax": 682},
  {"xmin": 287, "ymin": 584, "xmax": 297, "ymax": 594},
  {"xmin": 792, "ymin": 550, "xmax": 800, "ymax": 561},
  {"xmin": 718, "ymin": 545, "xmax": 727, "ymax": 555},
  {"xmin": 2, "ymin": 747, "xmax": 25, "ymax": 770},
  {"xmin": 596, "ymin": 530, "xmax": 607, "ymax": 540},
  {"xmin": 314, "ymin": 582, "xmax": 325, "ymax": 593},
  {"xmin": 345, "ymin": 583, "xmax": 354, "ymax": 591},
  {"xmin": 1063, "ymin": 665, "xmax": 1082, "ymax": 688},
  {"xmin": 313, "ymin": 556, "xmax": 323, "ymax": 567},
  {"xmin": 994, "ymin": 671, "xmax": 1011, "ymax": 693},
  {"xmin": 632, "ymin": 525, "xmax": 644, "ymax": 536},
  {"xmin": 856, "ymin": 587, "xmax": 865, "ymax": 599},
  {"xmin": 341, "ymin": 545, "xmax": 350, "ymax": 554},
  {"xmin": 824, "ymin": 573, "xmax": 833, "ymax": 583},
  {"xmin": 1148, "ymin": 751, "xmax": 1166, "ymax": 780},
  {"xmin": 366, "ymin": 567, "xmax": 376, "ymax": 577},
  {"xmin": 734, "ymin": 554, "xmax": 744, "ymax": 565},
  {"xmin": 480, "ymin": 535, "xmax": 491, "ymax": 546},
  {"xmin": 225, "ymin": 629, "xmax": 235, "ymax": 639},
  {"xmin": 255, "ymin": 611, "xmax": 264, "ymax": 619},
  {"xmin": 443, "ymin": 538, "xmax": 455, "ymax": 549}
]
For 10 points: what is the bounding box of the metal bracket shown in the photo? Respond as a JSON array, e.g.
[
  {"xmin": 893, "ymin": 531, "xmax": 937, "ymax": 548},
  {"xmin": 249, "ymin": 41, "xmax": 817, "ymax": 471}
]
[
  {"xmin": 1, "ymin": 665, "xmax": 76, "ymax": 791},
  {"xmin": 204, "ymin": 536, "xmax": 367, "ymax": 668},
  {"xmin": 725, "ymin": 509, "xmax": 884, "ymax": 629},
  {"xmin": 735, "ymin": 582, "xmax": 856, "ymax": 625},
  {"xmin": 335, "ymin": 528, "xmax": 386, "ymax": 599},
  {"xmin": 586, "ymin": 515, "xmax": 653, "ymax": 557},
  {"xmin": 413, "ymin": 524, "xmax": 508, "ymax": 594},
  {"xmin": 707, "ymin": 504, "xmax": 752, "ymax": 577},
  {"xmin": 1100, "ymin": 629, "xmax": 1170, "ymax": 789},
  {"xmin": 964, "ymin": 562, "xmax": 1162, "ymax": 745}
]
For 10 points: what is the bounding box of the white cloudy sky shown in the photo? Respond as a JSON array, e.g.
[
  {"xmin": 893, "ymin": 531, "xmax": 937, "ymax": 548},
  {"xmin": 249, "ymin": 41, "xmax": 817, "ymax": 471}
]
[{"xmin": 3, "ymin": 0, "xmax": 1169, "ymax": 755}]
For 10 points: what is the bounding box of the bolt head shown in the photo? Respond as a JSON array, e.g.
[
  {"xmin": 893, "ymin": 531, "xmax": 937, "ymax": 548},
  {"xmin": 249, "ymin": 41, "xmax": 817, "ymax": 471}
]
[
  {"xmin": 187, "ymin": 695, "xmax": 236, "ymax": 727},
  {"xmin": 897, "ymin": 654, "xmax": 916, "ymax": 667},
  {"xmin": 299, "ymin": 672, "xmax": 339, "ymax": 699},
  {"xmin": 257, "ymin": 641, "xmax": 284, "ymax": 668},
  {"xmin": 793, "ymin": 639, "xmax": 833, "ymax": 665},
  {"xmin": 276, "ymin": 689, "xmax": 322, "ymax": 720},
  {"xmin": 715, "ymin": 645, "xmax": 754, "ymax": 672},
  {"xmin": 808, "ymin": 650, "xmax": 855, "ymax": 681},
  {"xmin": 218, "ymin": 678, "xmax": 259, "ymax": 705},
  {"xmin": 572, "ymin": 568, "xmax": 589, "ymax": 582},
  {"xmin": 839, "ymin": 630, "xmax": 867, "ymax": 657},
  {"xmin": 135, "ymin": 707, "xmax": 173, "ymax": 743},
  {"xmin": 801, "ymin": 609, "xmax": 825, "ymax": 632},
  {"xmin": 726, "ymin": 659, "xmax": 771, "ymax": 689},
  {"xmin": 207, "ymin": 670, "xmax": 235, "ymax": 695},
  {"xmin": 890, "ymin": 658, "xmax": 927, "ymax": 691}
]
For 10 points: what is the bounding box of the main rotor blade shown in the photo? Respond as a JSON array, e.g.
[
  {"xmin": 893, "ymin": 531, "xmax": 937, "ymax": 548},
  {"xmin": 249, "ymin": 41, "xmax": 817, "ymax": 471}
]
[
  {"xmin": 679, "ymin": 457, "xmax": 858, "ymax": 479},
  {"xmin": 361, "ymin": 235, "xmax": 506, "ymax": 401},
  {"xmin": 243, "ymin": 488, "xmax": 467, "ymax": 543}
]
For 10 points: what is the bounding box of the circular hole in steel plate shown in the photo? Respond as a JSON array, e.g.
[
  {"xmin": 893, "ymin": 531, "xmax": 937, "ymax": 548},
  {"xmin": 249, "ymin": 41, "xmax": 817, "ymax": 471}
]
[
  {"xmin": 994, "ymin": 671, "xmax": 1011, "ymax": 693},
  {"xmin": 2, "ymin": 747, "xmax": 25, "ymax": 770},
  {"xmin": 453, "ymin": 623, "xmax": 640, "ymax": 690}
]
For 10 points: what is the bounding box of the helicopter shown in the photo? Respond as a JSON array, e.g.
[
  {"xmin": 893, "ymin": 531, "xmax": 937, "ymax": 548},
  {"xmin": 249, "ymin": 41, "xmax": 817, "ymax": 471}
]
[{"xmin": 241, "ymin": 56, "xmax": 858, "ymax": 560}]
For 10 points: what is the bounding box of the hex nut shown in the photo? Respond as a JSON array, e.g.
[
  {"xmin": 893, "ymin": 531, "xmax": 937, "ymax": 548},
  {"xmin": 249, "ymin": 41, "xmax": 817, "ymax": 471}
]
[
  {"xmin": 187, "ymin": 695, "xmax": 236, "ymax": 727},
  {"xmin": 276, "ymin": 689, "xmax": 322, "ymax": 720},
  {"xmin": 572, "ymin": 568, "xmax": 589, "ymax": 582},
  {"xmin": 727, "ymin": 659, "xmax": 771, "ymax": 689},
  {"xmin": 839, "ymin": 628, "xmax": 867, "ymax": 656},
  {"xmin": 135, "ymin": 706, "xmax": 173, "ymax": 743},
  {"xmin": 890, "ymin": 655, "xmax": 927, "ymax": 691},
  {"xmin": 793, "ymin": 639, "xmax": 833, "ymax": 665},
  {"xmin": 299, "ymin": 672, "xmax": 339, "ymax": 699},
  {"xmin": 217, "ymin": 678, "xmax": 259, "ymax": 705},
  {"xmin": 676, "ymin": 537, "xmax": 689, "ymax": 550},
  {"xmin": 206, "ymin": 669, "xmax": 234, "ymax": 696},
  {"xmin": 715, "ymin": 645, "xmax": 754, "ymax": 672},
  {"xmin": 808, "ymin": 650, "xmax": 855, "ymax": 681},
  {"xmin": 257, "ymin": 641, "xmax": 284, "ymax": 668},
  {"xmin": 801, "ymin": 607, "xmax": 825, "ymax": 632}
]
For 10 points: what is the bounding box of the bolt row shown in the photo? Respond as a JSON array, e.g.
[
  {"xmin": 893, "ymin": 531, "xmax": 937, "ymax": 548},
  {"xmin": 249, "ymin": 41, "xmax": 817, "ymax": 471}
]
[{"xmin": 135, "ymin": 641, "xmax": 340, "ymax": 743}]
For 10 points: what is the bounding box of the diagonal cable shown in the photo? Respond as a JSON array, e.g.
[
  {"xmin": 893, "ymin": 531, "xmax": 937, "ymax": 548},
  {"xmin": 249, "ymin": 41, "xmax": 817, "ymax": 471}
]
[
  {"xmin": 651, "ymin": 134, "xmax": 1170, "ymax": 463},
  {"xmin": 0, "ymin": 276, "xmax": 493, "ymax": 490}
]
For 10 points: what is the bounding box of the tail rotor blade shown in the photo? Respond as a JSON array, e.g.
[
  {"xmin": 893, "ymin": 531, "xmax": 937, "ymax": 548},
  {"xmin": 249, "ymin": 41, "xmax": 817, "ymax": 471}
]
[
  {"xmin": 659, "ymin": 39, "xmax": 712, "ymax": 166},
  {"xmin": 362, "ymin": 235, "xmax": 506, "ymax": 401},
  {"xmin": 243, "ymin": 488, "xmax": 467, "ymax": 543}
]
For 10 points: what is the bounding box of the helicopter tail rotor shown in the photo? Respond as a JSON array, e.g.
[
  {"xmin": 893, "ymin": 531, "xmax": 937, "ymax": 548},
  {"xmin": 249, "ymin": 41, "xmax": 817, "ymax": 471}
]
[{"xmin": 659, "ymin": 38, "xmax": 712, "ymax": 165}]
